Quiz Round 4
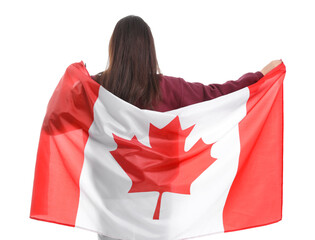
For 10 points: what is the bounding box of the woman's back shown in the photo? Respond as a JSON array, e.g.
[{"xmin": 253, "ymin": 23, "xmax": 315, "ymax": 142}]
[{"xmin": 91, "ymin": 71, "xmax": 264, "ymax": 112}]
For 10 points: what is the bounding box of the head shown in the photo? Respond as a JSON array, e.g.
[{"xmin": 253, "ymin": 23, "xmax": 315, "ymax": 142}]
[{"xmin": 96, "ymin": 15, "xmax": 162, "ymax": 110}]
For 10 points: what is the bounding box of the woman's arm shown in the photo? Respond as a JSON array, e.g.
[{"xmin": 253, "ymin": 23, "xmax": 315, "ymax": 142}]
[{"xmin": 179, "ymin": 71, "xmax": 264, "ymax": 108}]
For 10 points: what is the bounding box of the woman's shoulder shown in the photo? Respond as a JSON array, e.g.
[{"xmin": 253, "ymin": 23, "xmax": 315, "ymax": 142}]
[
  {"xmin": 159, "ymin": 74, "xmax": 185, "ymax": 87},
  {"xmin": 154, "ymin": 74, "xmax": 184, "ymax": 111},
  {"xmin": 159, "ymin": 74, "xmax": 186, "ymax": 97}
]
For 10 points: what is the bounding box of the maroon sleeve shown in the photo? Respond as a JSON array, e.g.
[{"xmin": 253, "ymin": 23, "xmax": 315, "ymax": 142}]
[{"xmin": 179, "ymin": 71, "xmax": 264, "ymax": 107}]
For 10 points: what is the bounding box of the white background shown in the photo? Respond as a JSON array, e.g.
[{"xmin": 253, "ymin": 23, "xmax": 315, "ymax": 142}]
[{"xmin": 0, "ymin": 0, "xmax": 314, "ymax": 239}]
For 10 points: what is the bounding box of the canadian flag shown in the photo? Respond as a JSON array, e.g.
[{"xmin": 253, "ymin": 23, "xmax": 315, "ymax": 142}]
[{"xmin": 30, "ymin": 61, "xmax": 286, "ymax": 240}]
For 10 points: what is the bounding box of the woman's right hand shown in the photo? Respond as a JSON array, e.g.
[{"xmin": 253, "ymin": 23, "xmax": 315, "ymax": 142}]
[{"xmin": 260, "ymin": 60, "xmax": 282, "ymax": 75}]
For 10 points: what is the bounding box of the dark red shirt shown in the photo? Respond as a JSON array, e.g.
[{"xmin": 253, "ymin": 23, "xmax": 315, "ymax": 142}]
[{"xmin": 91, "ymin": 71, "xmax": 264, "ymax": 112}]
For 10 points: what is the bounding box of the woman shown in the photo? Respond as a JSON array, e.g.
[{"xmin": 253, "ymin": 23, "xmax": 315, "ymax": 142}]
[{"xmin": 92, "ymin": 15, "xmax": 281, "ymax": 240}]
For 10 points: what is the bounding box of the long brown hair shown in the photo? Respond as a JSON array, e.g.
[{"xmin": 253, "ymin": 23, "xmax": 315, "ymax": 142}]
[{"xmin": 94, "ymin": 15, "xmax": 162, "ymax": 110}]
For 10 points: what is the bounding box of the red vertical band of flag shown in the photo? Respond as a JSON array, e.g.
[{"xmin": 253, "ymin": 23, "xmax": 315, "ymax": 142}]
[
  {"xmin": 223, "ymin": 62, "xmax": 285, "ymax": 231},
  {"xmin": 30, "ymin": 61, "xmax": 100, "ymax": 226}
]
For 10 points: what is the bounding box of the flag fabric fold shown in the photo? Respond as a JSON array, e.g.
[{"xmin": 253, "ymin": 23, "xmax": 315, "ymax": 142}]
[{"xmin": 30, "ymin": 61, "xmax": 286, "ymax": 240}]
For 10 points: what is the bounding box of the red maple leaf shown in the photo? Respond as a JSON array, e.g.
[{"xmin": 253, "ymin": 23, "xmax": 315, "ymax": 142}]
[{"xmin": 110, "ymin": 115, "xmax": 216, "ymax": 220}]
